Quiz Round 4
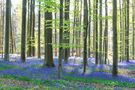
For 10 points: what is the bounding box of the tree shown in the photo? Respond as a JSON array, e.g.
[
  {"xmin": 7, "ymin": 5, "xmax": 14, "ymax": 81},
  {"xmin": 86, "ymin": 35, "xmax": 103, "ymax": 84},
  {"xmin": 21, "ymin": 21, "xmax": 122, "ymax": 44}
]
[
  {"xmin": 132, "ymin": 0, "xmax": 135, "ymax": 59},
  {"xmin": 0, "ymin": 0, "xmax": 4, "ymax": 58},
  {"xmin": 31, "ymin": 0, "xmax": 35, "ymax": 56},
  {"xmin": 94, "ymin": 0, "xmax": 99, "ymax": 64},
  {"xmin": 112, "ymin": 0, "xmax": 118, "ymax": 76},
  {"xmin": 125, "ymin": 0, "xmax": 129, "ymax": 62},
  {"xmin": 104, "ymin": 0, "xmax": 108, "ymax": 64},
  {"xmin": 64, "ymin": 0, "xmax": 70, "ymax": 63},
  {"xmin": 1, "ymin": 0, "xmax": 5, "ymax": 58},
  {"xmin": 99, "ymin": 0, "xmax": 103, "ymax": 64},
  {"xmin": 37, "ymin": 1, "xmax": 41, "ymax": 58},
  {"xmin": 54, "ymin": 1, "xmax": 57, "ymax": 57},
  {"xmin": 4, "ymin": 0, "xmax": 11, "ymax": 61},
  {"xmin": 27, "ymin": 0, "xmax": 35, "ymax": 57},
  {"xmin": 27, "ymin": 0, "xmax": 32, "ymax": 57},
  {"xmin": 88, "ymin": 0, "xmax": 91, "ymax": 57},
  {"xmin": 21, "ymin": 0, "xmax": 27, "ymax": 62},
  {"xmin": 58, "ymin": 0, "xmax": 64, "ymax": 78},
  {"xmin": 119, "ymin": 0, "xmax": 122, "ymax": 62},
  {"xmin": 44, "ymin": 11, "xmax": 55, "ymax": 67},
  {"xmin": 83, "ymin": 0, "xmax": 88, "ymax": 74}
]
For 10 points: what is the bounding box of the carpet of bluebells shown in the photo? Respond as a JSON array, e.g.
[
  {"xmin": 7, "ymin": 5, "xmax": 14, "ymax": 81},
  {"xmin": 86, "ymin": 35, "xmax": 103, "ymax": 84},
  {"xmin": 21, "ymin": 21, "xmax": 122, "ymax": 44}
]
[{"xmin": 0, "ymin": 54, "xmax": 135, "ymax": 89}]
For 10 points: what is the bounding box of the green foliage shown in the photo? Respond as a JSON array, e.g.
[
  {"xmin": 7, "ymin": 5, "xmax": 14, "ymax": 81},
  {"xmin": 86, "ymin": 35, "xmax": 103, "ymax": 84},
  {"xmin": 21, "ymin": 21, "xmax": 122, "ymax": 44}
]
[{"xmin": 38, "ymin": 0, "xmax": 59, "ymax": 12}]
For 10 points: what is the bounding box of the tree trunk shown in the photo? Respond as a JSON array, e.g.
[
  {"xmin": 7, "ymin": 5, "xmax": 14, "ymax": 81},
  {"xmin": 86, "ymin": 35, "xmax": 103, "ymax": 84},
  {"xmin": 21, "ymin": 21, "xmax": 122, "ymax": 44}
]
[
  {"xmin": 64, "ymin": 0, "xmax": 70, "ymax": 63},
  {"xmin": 21, "ymin": 0, "xmax": 27, "ymax": 62},
  {"xmin": 104, "ymin": 0, "xmax": 108, "ymax": 64},
  {"xmin": 99, "ymin": 0, "xmax": 103, "ymax": 64},
  {"xmin": 112, "ymin": 0, "xmax": 118, "ymax": 76},
  {"xmin": 58, "ymin": 0, "xmax": 64, "ymax": 78},
  {"xmin": 37, "ymin": 1, "xmax": 41, "ymax": 58},
  {"xmin": 95, "ymin": 0, "xmax": 99, "ymax": 64},
  {"xmin": 83, "ymin": 0, "xmax": 88, "ymax": 74},
  {"xmin": 132, "ymin": 0, "xmax": 135, "ymax": 59},
  {"xmin": 125, "ymin": 0, "xmax": 129, "ymax": 62},
  {"xmin": 44, "ymin": 11, "xmax": 55, "ymax": 67},
  {"xmin": 31, "ymin": 0, "xmax": 35, "ymax": 57},
  {"xmin": 4, "ymin": 0, "xmax": 11, "ymax": 61},
  {"xmin": 88, "ymin": 0, "xmax": 91, "ymax": 57}
]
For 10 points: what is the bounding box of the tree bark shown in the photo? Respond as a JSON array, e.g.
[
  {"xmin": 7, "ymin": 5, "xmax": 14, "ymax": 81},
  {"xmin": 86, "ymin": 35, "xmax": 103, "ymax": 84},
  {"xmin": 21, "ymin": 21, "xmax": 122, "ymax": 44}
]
[
  {"xmin": 112, "ymin": 0, "xmax": 118, "ymax": 76},
  {"xmin": 21, "ymin": 0, "xmax": 27, "ymax": 62}
]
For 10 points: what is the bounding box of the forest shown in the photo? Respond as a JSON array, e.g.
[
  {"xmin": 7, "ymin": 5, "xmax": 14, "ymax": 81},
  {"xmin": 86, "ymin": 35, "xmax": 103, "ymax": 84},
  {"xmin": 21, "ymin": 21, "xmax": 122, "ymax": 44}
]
[{"xmin": 0, "ymin": 0, "xmax": 135, "ymax": 89}]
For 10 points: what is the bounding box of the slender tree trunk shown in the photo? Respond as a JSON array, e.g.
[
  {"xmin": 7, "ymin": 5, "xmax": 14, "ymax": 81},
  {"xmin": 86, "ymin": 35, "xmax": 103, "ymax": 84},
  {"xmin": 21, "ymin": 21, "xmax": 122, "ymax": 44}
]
[
  {"xmin": 72, "ymin": 0, "xmax": 76, "ymax": 56},
  {"xmin": 2, "ymin": 0, "xmax": 5, "ymax": 58},
  {"xmin": 21, "ymin": 0, "xmax": 27, "ymax": 62},
  {"xmin": 75, "ymin": 0, "xmax": 80, "ymax": 57},
  {"xmin": 83, "ymin": 0, "xmax": 88, "ymax": 74},
  {"xmin": 27, "ymin": 0, "xmax": 30, "ymax": 56},
  {"xmin": 88, "ymin": 0, "xmax": 91, "ymax": 57},
  {"xmin": 112, "ymin": 0, "xmax": 118, "ymax": 76},
  {"xmin": 27, "ymin": 0, "xmax": 32, "ymax": 57},
  {"xmin": 31, "ymin": 0, "xmax": 35, "ymax": 56},
  {"xmin": 119, "ymin": 0, "xmax": 122, "ymax": 62},
  {"xmin": 58, "ymin": 0, "xmax": 63, "ymax": 78},
  {"xmin": 125, "ymin": 0, "xmax": 129, "ymax": 62},
  {"xmin": 54, "ymin": 5, "xmax": 57, "ymax": 57},
  {"xmin": 0, "ymin": 1, "xmax": 3, "ymax": 57},
  {"xmin": 95, "ymin": 0, "xmax": 99, "ymax": 64},
  {"xmin": 9, "ymin": 22, "xmax": 14, "ymax": 54},
  {"xmin": 99, "ymin": 0, "xmax": 103, "ymax": 64},
  {"xmin": 64, "ymin": 0, "xmax": 70, "ymax": 63},
  {"xmin": 122, "ymin": 1, "xmax": 125, "ymax": 61},
  {"xmin": 104, "ymin": 0, "xmax": 108, "ymax": 64},
  {"xmin": 4, "ymin": 0, "xmax": 11, "ymax": 61},
  {"xmin": 132, "ymin": 0, "xmax": 135, "ymax": 59},
  {"xmin": 37, "ymin": 1, "xmax": 41, "ymax": 58}
]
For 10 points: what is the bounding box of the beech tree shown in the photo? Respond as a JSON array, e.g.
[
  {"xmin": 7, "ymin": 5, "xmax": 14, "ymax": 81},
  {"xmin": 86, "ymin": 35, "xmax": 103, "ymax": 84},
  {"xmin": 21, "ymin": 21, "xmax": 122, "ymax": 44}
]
[
  {"xmin": 112, "ymin": 0, "xmax": 118, "ymax": 76},
  {"xmin": 21, "ymin": 0, "xmax": 27, "ymax": 62},
  {"xmin": 83, "ymin": 0, "xmax": 88, "ymax": 74},
  {"xmin": 58, "ymin": 0, "xmax": 64, "ymax": 78},
  {"xmin": 4, "ymin": 0, "xmax": 11, "ymax": 61}
]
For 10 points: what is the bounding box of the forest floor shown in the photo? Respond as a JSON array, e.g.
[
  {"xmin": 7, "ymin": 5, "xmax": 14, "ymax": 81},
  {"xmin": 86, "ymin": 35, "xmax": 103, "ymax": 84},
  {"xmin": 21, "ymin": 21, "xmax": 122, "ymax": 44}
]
[{"xmin": 0, "ymin": 54, "xmax": 135, "ymax": 90}]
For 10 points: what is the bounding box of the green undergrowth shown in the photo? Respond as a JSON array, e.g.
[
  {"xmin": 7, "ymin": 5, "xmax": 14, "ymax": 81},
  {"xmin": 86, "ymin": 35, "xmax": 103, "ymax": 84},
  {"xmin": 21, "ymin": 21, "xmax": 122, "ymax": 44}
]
[
  {"xmin": 0, "ymin": 75, "xmax": 97, "ymax": 90},
  {"xmin": 1, "ymin": 74, "xmax": 135, "ymax": 90},
  {"xmin": 1, "ymin": 75, "xmax": 80, "ymax": 90},
  {"xmin": 63, "ymin": 76, "xmax": 135, "ymax": 88},
  {"xmin": 127, "ymin": 65, "xmax": 135, "ymax": 70},
  {"xmin": 0, "ymin": 63, "xmax": 17, "ymax": 70}
]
